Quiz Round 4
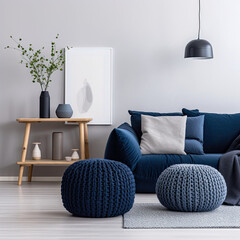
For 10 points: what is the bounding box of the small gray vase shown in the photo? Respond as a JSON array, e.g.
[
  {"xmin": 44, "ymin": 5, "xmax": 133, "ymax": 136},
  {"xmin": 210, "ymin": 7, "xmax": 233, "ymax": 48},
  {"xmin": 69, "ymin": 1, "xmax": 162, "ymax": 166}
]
[{"xmin": 56, "ymin": 104, "xmax": 73, "ymax": 118}]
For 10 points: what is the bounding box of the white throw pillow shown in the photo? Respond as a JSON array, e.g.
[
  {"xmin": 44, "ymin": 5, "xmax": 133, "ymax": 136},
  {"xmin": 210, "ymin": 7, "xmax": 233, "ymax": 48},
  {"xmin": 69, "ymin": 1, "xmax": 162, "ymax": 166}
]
[{"xmin": 140, "ymin": 115, "xmax": 187, "ymax": 155}]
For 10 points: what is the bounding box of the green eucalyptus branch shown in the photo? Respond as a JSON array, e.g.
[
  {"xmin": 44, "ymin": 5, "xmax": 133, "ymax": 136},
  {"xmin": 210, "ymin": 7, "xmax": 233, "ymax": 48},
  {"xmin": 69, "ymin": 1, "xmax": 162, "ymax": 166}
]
[{"xmin": 5, "ymin": 34, "xmax": 66, "ymax": 91}]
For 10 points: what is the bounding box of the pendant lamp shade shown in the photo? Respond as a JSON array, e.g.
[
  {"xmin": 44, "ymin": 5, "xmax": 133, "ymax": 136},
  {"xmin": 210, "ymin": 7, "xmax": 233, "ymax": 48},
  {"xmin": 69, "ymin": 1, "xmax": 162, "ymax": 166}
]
[
  {"xmin": 184, "ymin": 39, "xmax": 213, "ymax": 59},
  {"xmin": 184, "ymin": 0, "xmax": 213, "ymax": 59}
]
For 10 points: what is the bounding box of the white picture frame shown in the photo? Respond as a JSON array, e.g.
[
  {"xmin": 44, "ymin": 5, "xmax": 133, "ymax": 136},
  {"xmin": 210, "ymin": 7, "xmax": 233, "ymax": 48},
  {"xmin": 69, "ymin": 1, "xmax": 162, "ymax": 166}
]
[{"xmin": 65, "ymin": 47, "xmax": 113, "ymax": 125}]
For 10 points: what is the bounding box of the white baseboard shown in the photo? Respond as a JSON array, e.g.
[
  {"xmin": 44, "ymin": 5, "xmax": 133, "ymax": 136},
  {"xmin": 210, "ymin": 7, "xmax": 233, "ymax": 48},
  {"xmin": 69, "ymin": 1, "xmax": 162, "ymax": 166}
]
[{"xmin": 0, "ymin": 176, "xmax": 62, "ymax": 182}]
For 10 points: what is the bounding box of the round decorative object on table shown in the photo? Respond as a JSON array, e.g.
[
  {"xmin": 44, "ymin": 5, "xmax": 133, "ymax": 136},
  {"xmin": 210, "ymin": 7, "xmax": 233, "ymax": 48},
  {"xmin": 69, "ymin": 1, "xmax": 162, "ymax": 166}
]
[
  {"xmin": 32, "ymin": 142, "xmax": 41, "ymax": 160},
  {"xmin": 61, "ymin": 159, "xmax": 135, "ymax": 217},
  {"xmin": 56, "ymin": 104, "xmax": 73, "ymax": 118},
  {"xmin": 71, "ymin": 149, "xmax": 79, "ymax": 160},
  {"xmin": 156, "ymin": 164, "xmax": 227, "ymax": 212},
  {"xmin": 65, "ymin": 156, "xmax": 72, "ymax": 162}
]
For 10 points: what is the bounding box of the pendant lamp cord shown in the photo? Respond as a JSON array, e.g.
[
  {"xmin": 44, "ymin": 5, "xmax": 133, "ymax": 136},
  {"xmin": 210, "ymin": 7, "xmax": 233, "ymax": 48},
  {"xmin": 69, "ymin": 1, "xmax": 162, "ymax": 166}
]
[{"xmin": 198, "ymin": 0, "xmax": 201, "ymax": 39}]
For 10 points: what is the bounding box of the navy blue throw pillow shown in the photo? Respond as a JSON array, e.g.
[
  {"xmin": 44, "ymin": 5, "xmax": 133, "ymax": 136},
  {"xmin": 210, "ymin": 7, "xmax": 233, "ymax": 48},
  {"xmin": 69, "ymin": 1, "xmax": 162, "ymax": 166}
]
[
  {"xmin": 185, "ymin": 139, "xmax": 204, "ymax": 154},
  {"xmin": 182, "ymin": 108, "xmax": 200, "ymax": 117},
  {"xmin": 186, "ymin": 115, "xmax": 204, "ymax": 142},
  {"xmin": 182, "ymin": 108, "xmax": 240, "ymax": 153},
  {"xmin": 185, "ymin": 116, "xmax": 204, "ymax": 154}
]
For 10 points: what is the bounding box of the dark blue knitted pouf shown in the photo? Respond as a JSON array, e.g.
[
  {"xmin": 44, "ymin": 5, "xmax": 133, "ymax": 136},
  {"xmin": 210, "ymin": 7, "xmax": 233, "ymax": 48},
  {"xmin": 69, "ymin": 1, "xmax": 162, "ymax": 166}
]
[
  {"xmin": 156, "ymin": 164, "xmax": 227, "ymax": 212},
  {"xmin": 61, "ymin": 159, "xmax": 135, "ymax": 217}
]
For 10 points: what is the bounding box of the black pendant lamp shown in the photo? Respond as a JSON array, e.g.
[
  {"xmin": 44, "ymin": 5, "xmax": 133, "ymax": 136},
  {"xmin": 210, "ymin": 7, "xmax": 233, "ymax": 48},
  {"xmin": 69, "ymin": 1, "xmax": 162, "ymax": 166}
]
[{"xmin": 184, "ymin": 0, "xmax": 213, "ymax": 59}]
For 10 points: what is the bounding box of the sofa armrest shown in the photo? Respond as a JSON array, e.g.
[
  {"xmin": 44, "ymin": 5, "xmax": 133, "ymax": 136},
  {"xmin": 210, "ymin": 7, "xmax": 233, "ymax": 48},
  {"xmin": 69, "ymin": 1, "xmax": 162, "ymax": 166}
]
[{"xmin": 104, "ymin": 123, "xmax": 141, "ymax": 171}]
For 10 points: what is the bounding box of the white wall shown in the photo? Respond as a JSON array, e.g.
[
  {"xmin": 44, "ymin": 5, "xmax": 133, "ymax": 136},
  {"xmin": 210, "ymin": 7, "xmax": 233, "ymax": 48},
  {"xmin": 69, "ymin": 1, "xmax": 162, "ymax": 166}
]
[{"xmin": 1, "ymin": 0, "xmax": 240, "ymax": 176}]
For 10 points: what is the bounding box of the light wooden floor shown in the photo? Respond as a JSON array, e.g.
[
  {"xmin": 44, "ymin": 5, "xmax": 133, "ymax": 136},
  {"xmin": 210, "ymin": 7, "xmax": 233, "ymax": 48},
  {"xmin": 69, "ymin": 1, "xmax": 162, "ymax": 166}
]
[{"xmin": 0, "ymin": 182, "xmax": 240, "ymax": 240}]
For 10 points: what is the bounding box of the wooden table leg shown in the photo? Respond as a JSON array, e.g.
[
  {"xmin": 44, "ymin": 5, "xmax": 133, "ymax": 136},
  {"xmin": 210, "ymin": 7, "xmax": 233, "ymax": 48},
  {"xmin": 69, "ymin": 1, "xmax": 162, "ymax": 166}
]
[
  {"xmin": 84, "ymin": 123, "xmax": 89, "ymax": 159},
  {"xmin": 18, "ymin": 165, "xmax": 24, "ymax": 186},
  {"xmin": 79, "ymin": 123, "xmax": 85, "ymax": 159},
  {"xmin": 28, "ymin": 165, "xmax": 33, "ymax": 182},
  {"xmin": 18, "ymin": 123, "xmax": 31, "ymax": 186}
]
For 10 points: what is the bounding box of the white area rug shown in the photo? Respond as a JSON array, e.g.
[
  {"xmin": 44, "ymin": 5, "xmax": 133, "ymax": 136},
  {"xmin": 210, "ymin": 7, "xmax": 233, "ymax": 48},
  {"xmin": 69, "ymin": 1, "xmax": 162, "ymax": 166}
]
[{"xmin": 123, "ymin": 203, "xmax": 240, "ymax": 229}]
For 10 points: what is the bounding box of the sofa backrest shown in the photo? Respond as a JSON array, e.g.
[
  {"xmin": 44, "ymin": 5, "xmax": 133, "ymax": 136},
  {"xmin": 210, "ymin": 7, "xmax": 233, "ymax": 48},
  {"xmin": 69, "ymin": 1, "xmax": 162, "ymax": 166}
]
[{"xmin": 182, "ymin": 108, "xmax": 240, "ymax": 153}]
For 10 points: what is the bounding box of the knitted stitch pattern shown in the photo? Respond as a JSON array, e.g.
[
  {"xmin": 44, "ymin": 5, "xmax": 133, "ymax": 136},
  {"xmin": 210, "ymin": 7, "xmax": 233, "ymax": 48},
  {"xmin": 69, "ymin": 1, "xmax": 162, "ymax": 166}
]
[
  {"xmin": 156, "ymin": 164, "xmax": 227, "ymax": 212},
  {"xmin": 61, "ymin": 159, "xmax": 135, "ymax": 217}
]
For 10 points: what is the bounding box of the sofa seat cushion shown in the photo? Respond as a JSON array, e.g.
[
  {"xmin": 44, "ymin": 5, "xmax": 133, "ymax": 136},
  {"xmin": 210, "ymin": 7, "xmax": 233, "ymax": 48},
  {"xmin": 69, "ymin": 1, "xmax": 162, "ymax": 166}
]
[{"xmin": 133, "ymin": 154, "xmax": 222, "ymax": 192}]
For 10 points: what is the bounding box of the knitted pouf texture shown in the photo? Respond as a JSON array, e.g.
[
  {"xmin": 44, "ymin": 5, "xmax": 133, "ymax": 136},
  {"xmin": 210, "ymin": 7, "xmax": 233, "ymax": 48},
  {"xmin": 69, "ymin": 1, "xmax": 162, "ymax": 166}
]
[
  {"xmin": 61, "ymin": 159, "xmax": 135, "ymax": 217},
  {"xmin": 156, "ymin": 164, "xmax": 227, "ymax": 212}
]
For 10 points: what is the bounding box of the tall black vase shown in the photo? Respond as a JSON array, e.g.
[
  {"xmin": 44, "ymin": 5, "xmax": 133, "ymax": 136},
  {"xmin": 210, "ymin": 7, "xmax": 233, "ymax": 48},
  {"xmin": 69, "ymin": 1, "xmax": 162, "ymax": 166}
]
[{"xmin": 39, "ymin": 91, "xmax": 50, "ymax": 118}]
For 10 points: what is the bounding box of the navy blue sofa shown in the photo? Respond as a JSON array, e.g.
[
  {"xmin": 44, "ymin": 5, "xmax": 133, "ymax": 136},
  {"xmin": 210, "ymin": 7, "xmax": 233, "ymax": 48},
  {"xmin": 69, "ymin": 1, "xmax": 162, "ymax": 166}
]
[{"xmin": 104, "ymin": 109, "xmax": 240, "ymax": 193}]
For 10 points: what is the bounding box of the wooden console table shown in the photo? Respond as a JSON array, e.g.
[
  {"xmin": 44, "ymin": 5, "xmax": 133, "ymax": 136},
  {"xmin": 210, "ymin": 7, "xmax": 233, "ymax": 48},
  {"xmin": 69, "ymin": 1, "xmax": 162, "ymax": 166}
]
[{"xmin": 16, "ymin": 118, "xmax": 92, "ymax": 185}]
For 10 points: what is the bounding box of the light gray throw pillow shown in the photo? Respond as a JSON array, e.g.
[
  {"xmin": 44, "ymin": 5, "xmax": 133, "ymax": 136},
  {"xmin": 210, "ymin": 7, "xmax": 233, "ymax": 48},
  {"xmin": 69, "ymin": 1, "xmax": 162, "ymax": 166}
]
[{"xmin": 140, "ymin": 115, "xmax": 187, "ymax": 155}]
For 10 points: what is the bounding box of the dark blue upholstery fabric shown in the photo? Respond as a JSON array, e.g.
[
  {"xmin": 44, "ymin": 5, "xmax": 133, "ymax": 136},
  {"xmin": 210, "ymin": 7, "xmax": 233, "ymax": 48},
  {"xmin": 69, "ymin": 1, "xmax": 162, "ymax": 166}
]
[
  {"xmin": 182, "ymin": 108, "xmax": 240, "ymax": 153},
  {"xmin": 182, "ymin": 108, "xmax": 200, "ymax": 116},
  {"xmin": 104, "ymin": 124, "xmax": 141, "ymax": 171},
  {"xmin": 185, "ymin": 116, "xmax": 204, "ymax": 154},
  {"xmin": 133, "ymin": 153, "xmax": 222, "ymax": 192},
  {"xmin": 186, "ymin": 116, "xmax": 204, "ymax": 141},
  {"xmin": 156, "ymin": 164, "xmax": 226, "ymax": 212},
  {"xmin": 118, "ymin": 122, "xmax": 139, "ymax": 143},
  {"xmin": 185, "ymin": 139, "xmax": 204, "ymax": 154},
  {"xmin": 61, "ymin": 159, "xmax": 135, "ymax": 217}
]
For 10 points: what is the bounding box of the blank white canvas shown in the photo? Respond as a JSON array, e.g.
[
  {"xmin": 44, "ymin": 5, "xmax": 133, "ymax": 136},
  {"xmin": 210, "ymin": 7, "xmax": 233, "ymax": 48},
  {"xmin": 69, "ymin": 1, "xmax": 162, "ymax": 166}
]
[{"xmin": 65, "ymin": 47, "xmax": 112, "ymax": 125}]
